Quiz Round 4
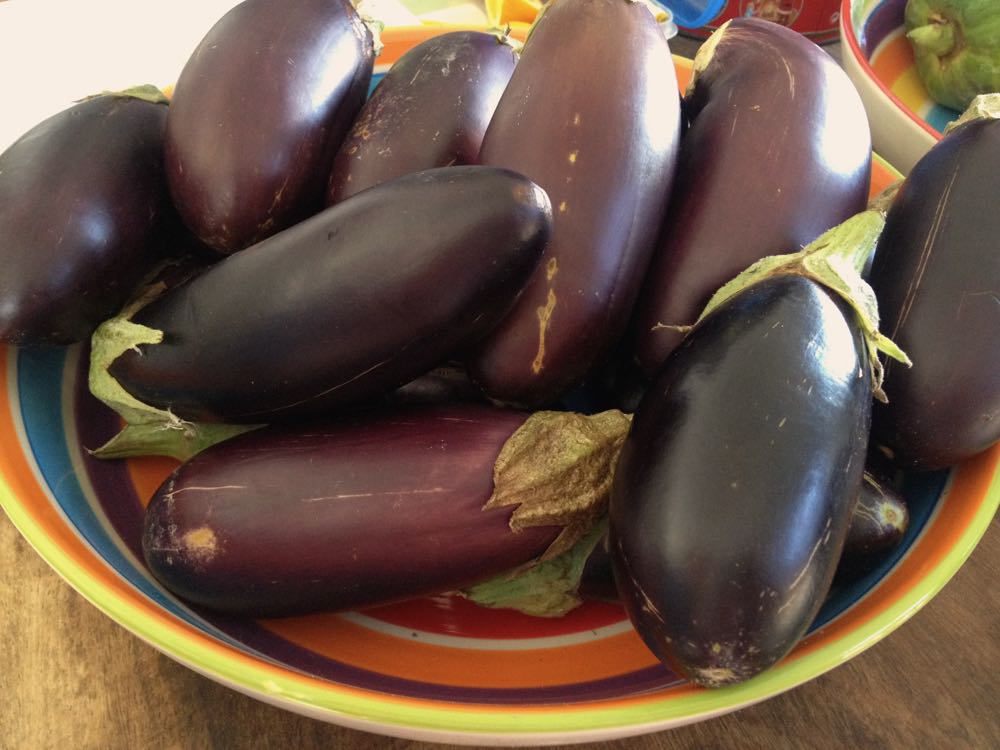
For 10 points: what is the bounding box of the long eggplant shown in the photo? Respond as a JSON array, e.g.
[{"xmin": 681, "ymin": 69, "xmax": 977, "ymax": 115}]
[
  {"xmin": 91, "ymin": 166, "xmax": 551, "ymax": 453},
  {"xmin": 0, "ymin": 89, "xmax": 179, "ymax": 346},
  {"xmin": 465, "ymin": 0, "xmax": 683, "ymax": 407},
  {"xmin": 627, "ymin": 17, "xmax": 872, "ymax": 380},
  {"xmin": 606, "ymin": 206, "xmax": 910, "ymax": 688},
  {"xmin": 142, "ymin": 404, "xmax": 629, "ymax": 617},
  {"xmin": 165, "ymin": 0, "xmax": 374, "ymax": 254},
  {"xmin": 326, "ymin": 30, "xmax": 518, "ymax": 204},
  {"xmin": 868, "ymin": 103, "xmax": 1000, "ymax": 470}
]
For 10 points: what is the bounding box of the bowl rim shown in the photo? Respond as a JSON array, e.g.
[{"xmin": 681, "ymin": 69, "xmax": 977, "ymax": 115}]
[
  {"xmin": 838, "ymin": 0, "xmax": 942, "ymax": 142},
  {"xmin": 2, "ymin": 21, "xmax": 998, "ymax": 744}
]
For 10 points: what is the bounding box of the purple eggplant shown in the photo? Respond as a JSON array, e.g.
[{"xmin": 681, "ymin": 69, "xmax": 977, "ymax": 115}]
[
  {"xmin": 142, "ymin": 405, "xmax": 562, "ymax": 617},
  {"xmin": 836, "ymin": 471, "xmax": 909, "ymax": 580},
  {"xmin": 868, "ymin": 111, "xmax": 1000, "ymax": 470},
  {"xmin": 610, "ymin": 273, "xmax": 873, "ymax": 688},
  {"xmin": 0, "ymin": 89, "xmax": 179, "ymax": 346},
  {"xmin": 627, "ymin": 17, "xmax": 872, "ymax": 380},
  {"xmin": 326, "ymin": 30, "xmax": 518, "ymax": 204},
  {"xmin": 580, "ymin": 470, "xmax": 910, "ymax": 604},
  {"xmin": 465, "ymin": 0, "xmax": 683, "ymax": 407},
  {"xmin": 97, "ymin": 166, "xmax": 551, "ymax": 428},
  {"xmin": 165, "ymin": 0, "xmax": 374, "ymax": 254}
]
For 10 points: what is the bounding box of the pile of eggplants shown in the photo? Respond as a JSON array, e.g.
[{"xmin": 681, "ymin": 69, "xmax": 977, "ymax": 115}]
[{"xmin": 4, "ymin": 0, "xmax": 999, "ymax": 691}]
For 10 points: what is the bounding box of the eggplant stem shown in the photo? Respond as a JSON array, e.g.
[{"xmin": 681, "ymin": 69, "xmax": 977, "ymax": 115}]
[{"xmin": 692, "ymin": 209, "xmax": 911, "ymax": 401}]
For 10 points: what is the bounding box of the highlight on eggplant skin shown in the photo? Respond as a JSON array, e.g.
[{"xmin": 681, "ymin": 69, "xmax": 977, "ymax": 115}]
[
  {"xmin": 610, "ymin": 274, "xmax": 872, "ymax": 688},
  {"xmin": 326, "ymin": 30, "xmax": 518, "ymax": 204},
  {"xmin": 164, "ymin": 0, "xmax": 374, "ymax": 254},
  {"xmin": 0, "ymin": 92, "xmax": 177, "ymax": 346},
  {"xmin": 868, "ymin": 115, "xmax": 1000, "ymax": 471},
  {"xmin": 141, "ymin": 405, "xmax": 561, "ymax": 617},
  {"xmin": 465, "ymin": 0, "xmax": 684, "ymax": 408},
  {"xmin": 107, "ymin": 166, "xmax": 553, "ymax": 423},
  {"xmin": 627, "ymin": 17, "xmax": 872, "ymax": 380}
]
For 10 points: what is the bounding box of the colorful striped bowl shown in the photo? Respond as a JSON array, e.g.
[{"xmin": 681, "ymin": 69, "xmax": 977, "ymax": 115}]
[
  {"xmin": 2, "ymin": 23, "xmax": 998, "ymax": 746},
  {"xmin": 839, "ymin": 0, "xmax": 960, "ymax": 174}
]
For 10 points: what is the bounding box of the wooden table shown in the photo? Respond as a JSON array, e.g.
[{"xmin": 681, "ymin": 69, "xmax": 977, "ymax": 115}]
[{"xmin": 3, "ymin": 32, "xmax": 999, "ymax": 750}]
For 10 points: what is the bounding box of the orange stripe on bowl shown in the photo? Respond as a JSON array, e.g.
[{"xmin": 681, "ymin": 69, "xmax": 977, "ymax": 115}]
[
  {"xmin": 261, "ymin": 614, "xmax": 659, "ymax": 688},
  {"xmin": 869, "ymin": 30, "xmax": 913, "ymax": 87}
]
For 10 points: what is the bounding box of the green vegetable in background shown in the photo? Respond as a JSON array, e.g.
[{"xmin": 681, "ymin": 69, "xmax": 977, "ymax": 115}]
[{"xmin": 905, "ymin": 0, "xmax": 1000, "ymax": 111}]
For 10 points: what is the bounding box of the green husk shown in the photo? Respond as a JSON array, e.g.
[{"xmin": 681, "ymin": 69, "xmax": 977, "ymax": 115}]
[
  {"xmin": 484, "ymin": 409, "xmax": 632, "ymax": 560},
  {"xmin": 78, "ymin": 84, "xmax": 169, "ymax": 105},
  {"xmin": 691, "ymin": 209, "xmax": 911, "ymax": 403},
  {"xmin": 461, "ymin": 517, "xmax": 608, "ymax": 617},
  {"xmin": 943, "ymin": 92, "xmax": 1000, "ymax": 134},
  {"xmin": 87, "ymin": 286, "xmax": 260, "ymax": 462},
  {"xmin": 905, "ymin": 0, "xmax": 1000, "ymax": 112}
]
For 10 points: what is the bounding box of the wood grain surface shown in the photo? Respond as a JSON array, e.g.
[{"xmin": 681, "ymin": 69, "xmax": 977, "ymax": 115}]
[{"xmin": 2, "ymin": 33, "xmax": 999, "ymax": 750}]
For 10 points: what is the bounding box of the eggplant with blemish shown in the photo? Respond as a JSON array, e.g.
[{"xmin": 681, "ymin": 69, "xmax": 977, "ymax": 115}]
[
  {"xmin": 165, "ymin": 0, "xmax": 374, "ymax": 254},
  {"xmin": 869, "ymin": 106, "xmax": 1000, "ymax": 471},
  {"xmin": 143, "ymin": 405, "xmax": 562, "ymax": 617},
  {"xmin": 465, "ymin": 0, "xmax": 683, "ymax": 407},
  {"xmin": 0, "ymin": 89, "xmax": 179, "ymax": 346},
  {"xmin": 91, "ymin": 167, "xmax": 551, "ymax": 445},
  {"xmin": 835, "ymin": 472, "xmax": 909, "ymax": 581},
  {"xmin": 610, "ymin": 271, "xmax": 874, "ymax": 688},
  {"xmin": 326, "ymin": 30, "xmax": 518, "ymax": 204},
  {"xmin": 627, "ymin": 17, "xmax": 872, "ymax": 380}
]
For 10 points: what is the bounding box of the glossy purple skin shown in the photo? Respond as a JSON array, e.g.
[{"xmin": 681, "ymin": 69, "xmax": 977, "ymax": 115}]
[
  {"xmin": 610, "ymin": 275, "xmax": 872, "ymax": 688},
  {"xmin": 869, "ymin": 118, "xmax": 1000, "ymax": 471},
  {"xmin": 0, "ymin": 95, "xmax": 176, "ymax": 346},
  {"xmin": 837, "ymin": 472, "xmax": 909, "ymax": 579},
  {"xmin": 466, "ymin": 0, "xmax": 682, "ymax": 408},
  {"xmin": 109, "ymin": 166, "xmax": 552, "ymax": 423},
  {"xmin": 165, "ymin": 0, "xmax": 373, "ymax": 254},
  {"xmin": 628, "ymin": 17, "xmax": 872, "ymax": 379},
  {"xmin": 326, "ymin": 30, "xmax": 517, "ymax": 204},
  {"xmin": 142, "ymin": 404, "xmax": 561, "ymax": 617}
]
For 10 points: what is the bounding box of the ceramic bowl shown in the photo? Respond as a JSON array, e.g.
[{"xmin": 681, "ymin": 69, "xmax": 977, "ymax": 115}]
[
  {"xmin": 839, "ymin": 0, "xmax": 963, "ymax": 175},
  {"xmin": 2, "ymin": 21, "xmax": 998, "ymax": 747}
]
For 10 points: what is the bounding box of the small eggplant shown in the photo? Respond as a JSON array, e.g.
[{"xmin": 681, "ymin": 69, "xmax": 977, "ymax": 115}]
[
  {"xmin": 835, "ymin": 471, "xmax": 910, "ymax": 581},
  {"xmin": 465, "ymin": 0, "xmax": 683, "ymax": 407},
  {"xmin": 165, "ymin": 0, "xmax": 374, "ymax": 253},
  {"xmin": 628, "ymin": 17, "xmax": 872, "ymax": 379},
  {"xmin": 0, "ymin": 88, "xmax": 179, "ymax": 346},
  {"xmin": 326, "ymin": 30, "xmax": 518, "ymax": 204},
  {"xmin": 142, "ymin": 405, "xmax": 628, "ymax": 617},
  {"xmin": 89, "ymin": 166, "xmax": 551, "ymax": 458},
  {"xmin": 608, "ymin": 209, "xmax": 906, "ymax": 688},
  {"xmin": 869, "ymin": 101, "xmax": 1000, "ymax": 470}
]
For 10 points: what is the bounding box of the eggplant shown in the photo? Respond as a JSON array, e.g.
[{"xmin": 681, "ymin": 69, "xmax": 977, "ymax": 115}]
[
  {"xmin": 580, "ymin": 469, "xmax": 910, "ymax": 604},
  {"xmin": 627, "ymin": 17, "xmax": 872, "ymax": 380},
  {"xmin": 610, "ymin": 271, "xmax": 874, "ymax": 688},
  {"xmin": 143, "ymin": 405, "xmax": 563, "ymax": 617},
  {"xmin": 835, "ymin": 472, "xmax": 909, "ymax": 580},
  {"xmin": 91, "ymin": 167, "xmax": 551, "ymax": 448},
  {"xmin": 326, "ymin": 30, "xmax": 518, "ymax": 204},
  {"xmin": 868, "ymin": 107, "xmax": 1000, "ymax": 470},
  {"xmin": 465, "ymin": 0, "xmax": 683, "ymax": 407},
  {"xmin": 165, "ymin": 0, "xmax": 374, "ymax": 254},
  {"xmin": 0, "ymin": 89, "xmax": 179, "ymax": 346}
]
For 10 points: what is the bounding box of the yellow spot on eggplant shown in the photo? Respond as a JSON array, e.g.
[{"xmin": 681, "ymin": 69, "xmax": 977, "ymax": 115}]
[
  {"xmin": 568, "ymin": 151, "xmax": 579, "ymax": 164},
  {"xmin": 532, "ymin": 259, "xmax": 559, "ymax": 374},
  {"xmin": 558, "ymin": 201, "xmax": 568, "ymax": 213},
  {"xmin": 181, "ymin": 527, "xmax": 218, "ymax": 563},
  {"xmin": 572, "ymin": 113, "xmax": 581, "ymax": 126}
]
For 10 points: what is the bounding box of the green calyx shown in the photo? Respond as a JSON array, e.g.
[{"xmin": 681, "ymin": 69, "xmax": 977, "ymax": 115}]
[
  {"xmin": 692, "ymin": 209, "xmax": 911, "ymax": 403},
  {"xmin": 78, "ymin": 84, "xmax": 169, "ymax": 105},
  {"xmin": 462, "ymin": 517, "xmax": 609, "ymax": 617},
  {"xmin": 905, "ymin": 0, "xmax": 1000, "ymax": 111},
  {"xmin": 88, "ymin": 286, "xmax": 260, "ymax": 462}
]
